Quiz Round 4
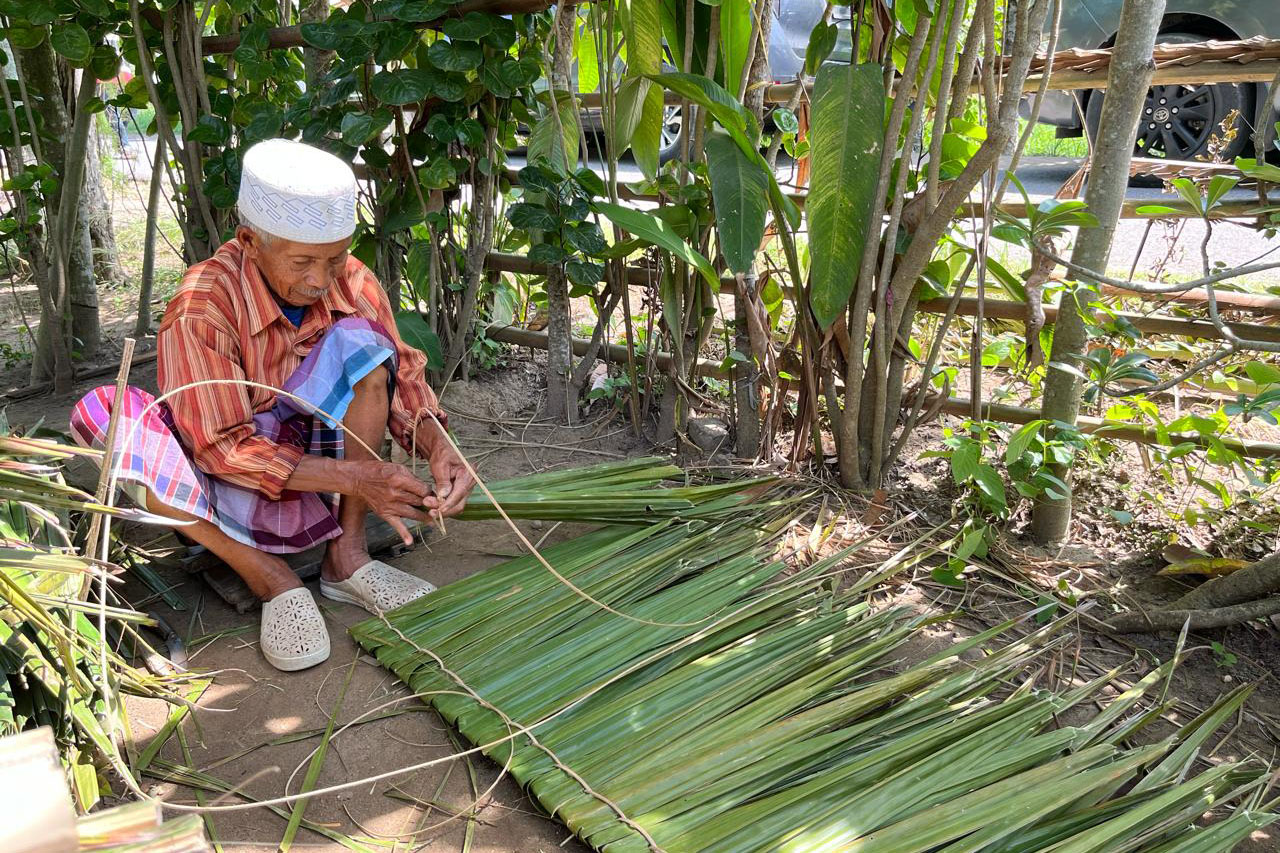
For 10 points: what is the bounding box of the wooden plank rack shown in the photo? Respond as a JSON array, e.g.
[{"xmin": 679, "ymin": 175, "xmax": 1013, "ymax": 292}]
[{"xmin": 180, "ymin": 518, "xmax": 428, "ymax": 613}]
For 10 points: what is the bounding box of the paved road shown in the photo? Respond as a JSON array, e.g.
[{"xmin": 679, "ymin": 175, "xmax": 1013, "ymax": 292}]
[{"xmin": 1004, "ymin": 156, "xmax": 1280, "ymax": 286}]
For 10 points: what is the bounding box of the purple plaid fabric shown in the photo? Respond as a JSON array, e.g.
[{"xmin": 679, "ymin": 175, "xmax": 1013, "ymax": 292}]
[{"xmin": 71, "ymin": 318, "xmax": 398, "ymax": 553}]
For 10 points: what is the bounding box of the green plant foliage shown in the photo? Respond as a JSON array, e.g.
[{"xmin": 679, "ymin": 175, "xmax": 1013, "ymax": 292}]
[
  {"xmin": 704, "ymin": 130, "xmax": 768, "ymax": 276},
  {"xmin": 806, "ymin": 62, "xmax": 885, "ymax": 329},
  {"xmin": 620, "ymin": 0, "xmax": 664, "ymax": 176},
  {"xmin": 594, "ymin": 201, "xmax": 719, "ymax": 290},
  {"xmin": 395, "ymin": 309, "xmax": 445, "ymax": 371},
  {"xmin": 0, "ymin": 437, "xmax": 185, "ymax": 810},
  {"xmin": 510, "ymin": 162, "xmax": 608, "ymax": 295},
  {"xmin": 528, "ymin": 91, "xmax": 582, "ymax": 172}
]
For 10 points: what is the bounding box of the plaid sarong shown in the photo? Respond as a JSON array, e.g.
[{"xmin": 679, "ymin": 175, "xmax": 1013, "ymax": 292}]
[{"xmin": 70, "ymin": 317, "xmax": 399, "ymax": 553}]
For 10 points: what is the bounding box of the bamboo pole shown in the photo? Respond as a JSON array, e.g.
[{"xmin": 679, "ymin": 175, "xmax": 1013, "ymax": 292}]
[
  {"xmin": 197, "ymin": 0, "xmax": 560, "ymax": 54},
  {"xmin": 938, "ymin": 396, "xmax": 1280, "ymax": 459},
  {"xmin": 482, "ymin": 322, "xmax": 1280, "ymax": 459},
  {"xmin": 484, "ymin": 253, "xmax": 1280, "ymax": 340},
  {"xmin": 915, "ymin": 295, "xmax": 1280, "ymax": 345}
]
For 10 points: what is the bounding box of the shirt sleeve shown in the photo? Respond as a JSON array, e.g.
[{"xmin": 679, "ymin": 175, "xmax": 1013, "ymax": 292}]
[
  {"xmin": 358, "ymin": 270, "xmax": 445, "ymax": 458},
  {"xmin": 157, "ymin": 315, "xmax": 304, "ymax": 499}
]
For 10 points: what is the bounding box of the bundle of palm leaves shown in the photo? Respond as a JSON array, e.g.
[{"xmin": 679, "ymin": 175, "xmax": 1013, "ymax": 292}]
[
  {"xmin": 353, "ymin": 501, "xmax": 1276, "ymax": 852},
  {"xmin": 0, "ymin": 436, "xmax": 186, "ymax": 809},
  {"xmin": 455, "ymin": 457, "xmax": 777, "ymax": 523},
  {"xmin": 76, "ymin": 801, "xmax": 210, "ymax": 852}
]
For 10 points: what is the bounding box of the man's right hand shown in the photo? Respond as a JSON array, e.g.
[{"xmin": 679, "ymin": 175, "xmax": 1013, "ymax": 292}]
[{"xmin": 351, "ymin": 461, "xmax": 433, "ymax": 545}]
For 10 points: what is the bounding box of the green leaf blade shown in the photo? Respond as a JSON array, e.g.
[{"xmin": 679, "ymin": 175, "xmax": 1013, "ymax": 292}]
[{"xmin": 806, "ymin": 63, "xmax": 885, "ymax": 330}]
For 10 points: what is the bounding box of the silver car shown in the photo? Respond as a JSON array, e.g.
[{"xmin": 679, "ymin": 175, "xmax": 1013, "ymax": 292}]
[{"xmin": 1037, "ymin": 2, "xmax": 1280, "ymax": 161}]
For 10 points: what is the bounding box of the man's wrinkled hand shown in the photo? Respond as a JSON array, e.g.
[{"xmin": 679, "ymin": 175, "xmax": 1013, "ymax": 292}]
[
  {"xmin": 352, "ymin": 461, "xmax": 432, "ymax": 545},
  {"xmin": 428, "ymin": 443, "xmax": 475, "ymax": 518}
]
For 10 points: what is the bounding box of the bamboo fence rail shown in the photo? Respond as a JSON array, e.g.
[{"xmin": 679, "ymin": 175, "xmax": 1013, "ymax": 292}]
[{"xmin": 483, "ymin": 324, "xmax": 1280, "ymax": 459}]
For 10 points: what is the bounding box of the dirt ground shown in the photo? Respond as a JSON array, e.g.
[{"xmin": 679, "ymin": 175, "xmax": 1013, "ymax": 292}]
[
  {"xmin": 11, "ymin": 357, "xmax": 653, "ymax": 851},
  {"xmin": 4, "ymin": 141, "xmax": 1279, "ymax": 850},
  {"xmin": 9, "ymin": 340, "xmax": 1280, "ymax": 850}
]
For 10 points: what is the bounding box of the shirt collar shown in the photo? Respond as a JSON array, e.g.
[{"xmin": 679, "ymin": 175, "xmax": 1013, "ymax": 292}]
[
  {"xmin": 235, "ymin": 240, "xmax": 360, "ymax": 336},
  {"xmin": 237, "ymin": 243, "xmax": 281, "ymax": 337}
]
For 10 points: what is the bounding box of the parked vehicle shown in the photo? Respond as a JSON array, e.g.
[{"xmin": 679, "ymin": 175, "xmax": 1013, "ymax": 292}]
[
  {"xmin": 1036, "ymin": 2, "xmax": 1280, "ymax": 162},
  {"xmin": 573, "ymin": 0, "xmax": 844, "ymax": 163}
]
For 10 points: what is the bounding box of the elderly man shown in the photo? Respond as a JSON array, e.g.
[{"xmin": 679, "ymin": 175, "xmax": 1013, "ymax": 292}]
[{"xmin": 71, "ymin": 139, "xmax": 473, "ymax": 671}]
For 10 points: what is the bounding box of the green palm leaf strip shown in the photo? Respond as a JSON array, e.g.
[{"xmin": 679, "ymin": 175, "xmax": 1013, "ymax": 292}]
[{"xmin": 350, "ymin": 466, "xmax": 1273, "ymax": 852}]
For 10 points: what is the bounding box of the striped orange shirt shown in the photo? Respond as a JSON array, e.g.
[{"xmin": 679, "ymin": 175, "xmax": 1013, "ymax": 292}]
[{"xmin": 156, "ymin": 239, "xmax": 440, "ymax": 500}]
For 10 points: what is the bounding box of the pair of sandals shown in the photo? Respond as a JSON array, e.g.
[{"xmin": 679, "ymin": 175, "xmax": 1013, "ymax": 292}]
[{"xmin": 259, "ymin": 560, "xmax": 435, "ymax": 671}]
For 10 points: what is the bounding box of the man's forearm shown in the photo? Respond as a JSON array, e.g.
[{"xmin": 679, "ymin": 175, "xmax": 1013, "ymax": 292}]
[{"xmin": 284, "ymin": 455, "xmax": 362, "ymax": 495}]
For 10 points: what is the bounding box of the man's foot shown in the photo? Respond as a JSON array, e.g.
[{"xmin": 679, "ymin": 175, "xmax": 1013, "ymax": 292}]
[
  {"xmin": 260, "ymin": 587, "xmax": 330, "ymax": 671},
  {"xmin": 320, "ymin": 537, "xmax": 372, "ymax": 584},
  {"xmin": 320, "ymin": 560, "xmax": 436, "ymax": 615}
]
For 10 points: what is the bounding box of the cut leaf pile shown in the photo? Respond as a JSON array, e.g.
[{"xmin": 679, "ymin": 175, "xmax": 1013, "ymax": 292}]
[{"xmin": 353, "ymin": 489, "xmax": 1275, "ymax": 853}]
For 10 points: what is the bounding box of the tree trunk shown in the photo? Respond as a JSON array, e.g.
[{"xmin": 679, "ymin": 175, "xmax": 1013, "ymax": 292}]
[
  {"xmin": 135, "ymin": 136, "xmax": 166, "ymax": 337},
  {"xmin": 1171, "ymin": 549, "xmax": 1280, "ymax": 611},
  {"xmin": 66, "ymin": 204, "xmax": 99, "ymax": 360},
  {"xmin": 1031, "ymin": 0, "xmax": 1165, "ymax": 545},
  {"xmin": 543, "ymin": 266, "xmax": 574, "ymax": 421},
  {"xmin": 301, "ymin": 0, "xmax": 334, "ymax": 91},
  {"xmin": 17, "ymin": 40, "xmax": 98, "ymax": 380},
  {"xmin": 733, "ymin": 0, "xmax": 772, "ymax": 459},
  {"xmin": 542, "ymin": 1, "xmax": 577, "ymax": 422},
  {"xmin": 85, "ymin": 124, "xmax": 123, "ymax": 290},
  {"xmin": 733, "ymin": 276, "xmax": 761, "ymax": 458}
]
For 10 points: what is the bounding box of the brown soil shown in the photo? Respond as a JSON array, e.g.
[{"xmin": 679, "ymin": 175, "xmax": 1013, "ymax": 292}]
[
  {"xmin": 9, "ymin": 357, "xmax": 654, "ymax": 851},
  {"xmin": 5, "ymin": 147, "xmax": 1278, "ymax": 850},
  {"xmin": 9, "ymin": 348, "xmax": 1280, "ymax": 851}
]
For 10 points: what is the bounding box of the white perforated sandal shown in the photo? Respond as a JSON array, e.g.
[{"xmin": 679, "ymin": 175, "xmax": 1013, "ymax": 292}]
[
  {"xmin": 320, "ymin": 560, "xmax": 436, "ymax": 615},
  {"xmin": 259, "ymin": 587, "xmax": 330, "ymax": 672}
]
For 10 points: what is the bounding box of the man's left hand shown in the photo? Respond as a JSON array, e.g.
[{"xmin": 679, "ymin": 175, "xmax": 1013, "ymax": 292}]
[{"xmin": 428, "ymin": 441, "xmax": 475, "ymax": 517}]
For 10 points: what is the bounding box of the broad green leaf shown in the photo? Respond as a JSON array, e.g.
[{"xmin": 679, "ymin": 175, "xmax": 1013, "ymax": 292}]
[
  {"xmin": 6, "ymin": 25, "xmax": 46, "ymax": 49},
  {"xmin": 719, "ymin": 0, "xmax": 751, "ymax": 93},
  {"xmin": 528, "ymin": 91, "xmax": 581, "ymax": 172},
  {"xmin": 1235, "ymin": 156, "xmax": 1280, "ymax": 184},
  {"xmin": 646, "ymin": 72, "xmax": 798, "ymax": 228},
  {"xmin": 428, "ymin": 40, "xmax": 483, "ymax": 72},
  {"xmin": 440, "ymin": 12, "xmax": 494, "ymax": 40},
  {"xmin": 339, "ymin": 111, "xmax": 386, "ymax": 146},
  {"xmin": 1205, "ymin": 174, "xmax": 1240, "ymax": 210},
  {"xmin": 649, "ymin": 71, "xmax": 756, "ymax": 141},
  {"xmin": 951, "ymin": 440, "xmax": 979, "ymax": 484},
  {"xmin": 1244, "ymin": 360, "xmax": 1280, "ymax": 388},
  {"xmin": 594, "ymin": 201, "xmax": 720, "ymax": 290},
  {"xmin": 624, "ymin": 0, "xmax": 663, "ymax": 176},
  {"xmin": 612, "ymin": 76, "xmax": 652, "ymax": 153},
  {"xmin": 804, "ymin": 21, "xmax": 839, "ymax": 76},
  {"xmin": 1135, "ymin": 204, "xmax": 1190, "ymax": 217},
  {"xmin": 575, "ymin": 18, "xmax": 600, "ymax": 94},
  {"xmin": 705, "ymin": 130, "xmax": 769, "ymax": 275},
  {"xmin": 299, "ymin": 18, "xmax": 366, "ymax": 52},
  {"xmin": 187, "ymin": 115, "xmax": 230, "ymax": 145},
  {"xmin": 50, "ymin": 23, "xmax": 93, "ymax": 65},
  {"xmin": 806, "ymin": 63, "xmax": 884, "ymax": 329},
  {"xmin": 1005, "ymin": 420, "xmax": 1045, "ymax": 465},
  {"xmin": 370, "ymin": 68, "xmax": 434, "ymax": 105},
  {"xmin": 394, "ymin": 310, "xmax": 444, "ymax": 371}
]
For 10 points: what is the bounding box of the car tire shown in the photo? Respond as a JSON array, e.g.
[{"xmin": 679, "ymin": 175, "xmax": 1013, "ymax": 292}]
[
  {"xmin": 656, "ymin": 104, "xmax": 685, "ymax": 164},
  {"xmin": 1083, "ymin": 31, "xmax": 1255, "ymax": 172}
]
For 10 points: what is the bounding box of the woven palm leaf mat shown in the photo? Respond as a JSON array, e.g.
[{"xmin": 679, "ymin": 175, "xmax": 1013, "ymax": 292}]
[{"xmin": 352, "ymin": 475, "xmax": 1277, "ymax": 853}]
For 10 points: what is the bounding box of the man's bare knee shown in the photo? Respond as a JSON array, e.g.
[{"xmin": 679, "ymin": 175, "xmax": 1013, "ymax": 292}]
[{"xmin": 354, "ymin": 364, "xmax": 390, "ymax": 393}]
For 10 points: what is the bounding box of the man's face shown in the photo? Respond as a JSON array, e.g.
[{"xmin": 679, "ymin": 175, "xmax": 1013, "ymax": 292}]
[{"xmin": 238, "ymin": 227, "xmax": 352, "ymax": 307}]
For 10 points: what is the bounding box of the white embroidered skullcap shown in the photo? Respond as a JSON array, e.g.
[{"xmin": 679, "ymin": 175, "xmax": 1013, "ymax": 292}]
[{"xmin": 238, "ymin": 139, "xmax": 357, "ymax": 244}]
